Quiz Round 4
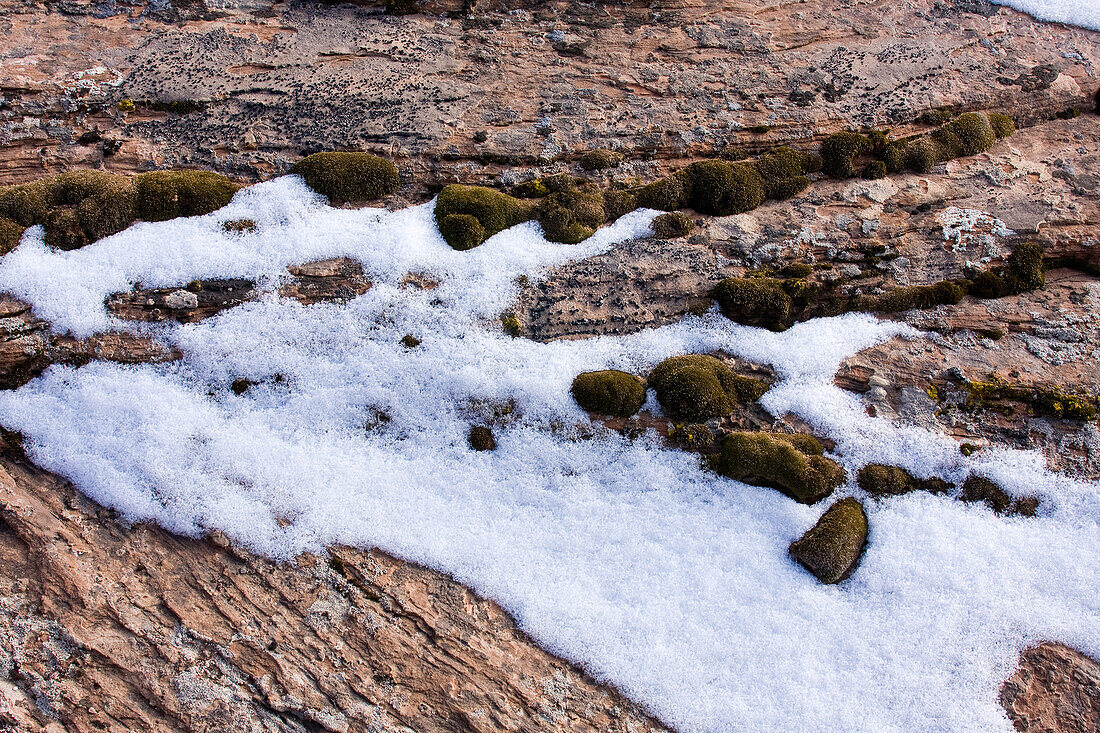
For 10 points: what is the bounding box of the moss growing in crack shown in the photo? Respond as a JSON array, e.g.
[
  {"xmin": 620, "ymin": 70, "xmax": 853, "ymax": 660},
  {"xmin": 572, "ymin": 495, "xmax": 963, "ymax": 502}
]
[
  {"xmin": 578, "ymin": 149, "xmax": 623, "ymax": 171},
  {"xmin": 751, "ymin": 147, "xmax": 821, "ymax": 200},
  {"xmin": 904, "ymin": 138, "xmax": 942, "ymax": 173},
  {"xmin": 710, "ymin": 277, "xmax": 791, "ymax": 330},
  {"xmin": 959, "ymin": 476, "xmax": 1037, "ymax": 516},
  {"xmin": 435, "ymin": 185, "xmax": 535, "ymax": 250},
  {"xmin": 710, "ymin": 431, "xmax": 846, "ymax": 504},
  {"xmin": 939, "ymin": 112, "xmax": 997, "ymax": 157},
  {"xmin": 135, "ymin": 170, "xmax": 238, "ymax": 222},
  {"xmin": 648, "ymin": 354, "xmax": 741, "ymax": 422},
  {"xmin": 857, "ymin": 280, "xmax": 966, "ymax": 313},
  {"xmin": 684, "ymin": 160, "xmax": 765, "ymax": 216},
  {"xmin": 962, "ymin": 375, "xmax": 1098, "ymax": 421},
  {"xmin": 651, "ymin": 212, "xmax": 693, "ymax": 238},
  {"xmin": 988, "ymin": 112, "xmax": 1016, "ymax": 139},
  {"xmin": 290, "ymin": 152, "xmax": 399, "ymax": 204},
  {"xmin": 536, "ymin": 189, "xmax": 606, "ymax": 243},
  {"xmin": 969, "ymin": 242, "xmax": 1044, "ymax": 299},
  {"xmin": 788, "ymin": 497, "xmax": 868, "ymax": 583},
  {"xmin": 0, "ymin": 217, "xmax": 24, "ymax": 255},
  {"xmin": 857, "ymin": 464, "xmax": 951, "ymax": 497},
  {"xmin": 861, "ymin": 161, "xmax": 887, "ymax": 180},
  {"xmin": 571, "ymin": 370, "xmax": 647, "ymax": 417},
  {"xmin": 500, "ymin": 313, "xmax": 522, "ymax": 337},
  {"xmin": 636, "ymin": 172, "xmax": 690, "ymax": 211},
  {"xmin": 602, "ymin": 189, "xmax": 637, "ymax": 221},
  {"xmin": 821, "ymin": 132, "xmax": 872, "ymax": 178}
]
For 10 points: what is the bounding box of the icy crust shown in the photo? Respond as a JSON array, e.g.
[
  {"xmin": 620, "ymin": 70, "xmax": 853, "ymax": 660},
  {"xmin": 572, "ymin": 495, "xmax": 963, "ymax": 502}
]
[
  {"xmin": 991, "ymin": 0, "xmax": 1100, "ymax": 30},
  {"xmin": 0, "ymin": 177, "xmax": 1098, "ymax": 733}
]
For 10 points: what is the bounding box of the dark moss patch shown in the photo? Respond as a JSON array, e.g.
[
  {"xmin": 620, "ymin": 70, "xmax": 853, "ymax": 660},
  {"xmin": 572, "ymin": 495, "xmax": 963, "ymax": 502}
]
[
  {"xmin": 857, "ymin": 280, "xmax": 966, "ymax": 313},
  {"xmin": 635, "ymin": 173, "xmax": 690, "ymax": 211},
  {"xmin": 988, "ymin": 112, "xmax": 1015, "ymax": 139},
  {"xmin": 821, "ymin": 132, "xmax": 872, "ymax": 178},
  {"xmin": 290, "ymin": 152, "xmax": 399, "ymax": 204},
  {"xmin": 536, "ymin": 189, "xmax": 606, "ymax": 243},
  {"xmin": 602, "ymin": 189, "xmax": 637, "ymax": 221},
  {"xmin": 400, "ymin": 334, "xmax": 421, "ymax": 349},
  {"xmin": 710, "ymin": 431, "xmax": 845, "ymax": 504},
  {"xmin": 435, "ymin": 185, "xmax": 535, "ymax": 250},
  {"xmin": 789, "ymin": 497, "xmax": 868, "ymax": 583},
  {"xmin": 571, "ymin": 370, "xmax": 646, "ymax": 417},
  {"xmin": 920, "ymin": 108, "xmax": 954, "ymax": 126},
  {"xmin": 751, "ymin": 147, "xmax": 821, "ymax": 200},
  {"xmin": 968, "ymin": 242, "xmax": 1044, "ymax": 299},
  {"xmin": 959, "ymin": 476, "xmax": 1038, "ymax": 516},
  {"xmin": 710, "ymin": 277, "xmax": 791, "ymax": 330},
  {"xmin": 578, "ymin": 149, "xmax": 623, "ymax": 171},
  {"xmin": 222, "ymin": 218, "xmax": 258, "ymax": 234},
  {"xmin": 684, "ymin": 160, "xmax": 765, "ymax": 216},
  {"xmin": 648, "ymin": 355, "xmax": 746, "ymax": 422},
  {"xmin": 468, "ymin": 425, "xmax": 497, "ymax": 451},
  {"xmin": 135, "ymin": 171, "xmax": 238, "ymax": 222},
  {"xmin": 857, "ymin": 464, "xmax": 951, "ymax": 497},
  {"xmin": 0, "ymin": 217, "xmax": 26, "ymax": 255},
  {"xmin": 779, "ymin": 262, "xmax": 813, "ymax": 279},
  {"xmin": 669, "ymin": 423, "xmax": 718, "ymax": 453},
  {"xmin": 385, "ymin": 0, "xmax": 418, "ymax": 14},
  {"xmin": 861, "ymin": 161, "xmax": 887, "ymax": 180},
  {"xmin": 651, "ymin": 212, "xmax": 693, "ymax": 238}
]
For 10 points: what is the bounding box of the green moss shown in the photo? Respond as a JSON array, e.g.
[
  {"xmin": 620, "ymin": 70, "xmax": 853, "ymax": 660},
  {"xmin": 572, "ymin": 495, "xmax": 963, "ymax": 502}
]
[
  {"xmin": 290, "ymin": 152, "xmax": 399, "ymax": 204},
  {"xmin": 648, "ymin": 354, "xmax": 743, "ymax": 422},
  {"xmin": 861, "ymin": 161, "xmax": 887, "ymax": 180},
  {"xmin": 779, "ymin": 262, "xmax": 813, "ymax": 279},
  {"xmin": 962, "ymin": 375, "xmax": 1098, "ymax": 421},
  {"xmin": 969, "ymin": 242, "xmax": 1044, "ymax": 298},
  {"xmin": 684, "ymin": 160, "xmax": 765, "ymax": 216},
  {"xmin": 635, "ymin": 172, "xmax": 690, "ymax": 211},
  {"xmin": 668, "ymin": 423, "xmax": 718, "ymax": 453},
  {"xmin": 788, "ymin": 497, "xmax": 868, "ymax": 583},
  {"xmin": 857, "ymin": 464, "xmax": 951, "ymax": 497},
  {"xmin": 0, "ymin": 180, "xmax": 54, "ymax": 227},
  {"xmin": 578, "ymin": 148, "xmax": 624, "ymax": 171},
  {"xmin": 511, "ymin": 179, "xmax": 551, "ymax": 198},
  {"xmin": 651, "ymin": 212, "xmax": 693, "ymax": 238},
  {"xmin": 710, "ymin": 431, "xmax": 846, "ymax": 504},
  {"xmin": 881, "ymin": 143, "xmax": 907, "ymax": 174},
  {"xmin": 135, "ymin": 170, "xmax": 238, "ymax": 222},
  {"xmin": 602, "ymin": 189, "xmax": 637, "ymax": 221},
  {"xmin": 385, "ymin": 0, "xmax": 418, "ymax": 14},
  {"xmin": 770, "ymin": 432, "xmax": 824, "ymax": 456},
  {"xmin": 988, "ymin": 112, "xmax": 1015, "ymax": 139},
  {"xmin": 0, "ymin": 217, "xmax": 24, "ymax": 255},
  {"xmin": 468, "ymin": 425, "xmax": 496, "ymax": 451},
  {"xmin": 501, "ymin": 313, "xmax": 522, "ymax": 337},
  {"xmin": 571, "ymin": 370, "xmax": 647, "ymax": 417},
  {"xmin": 536, "ymin": 189, "xmax": 606, "ymax": 243},
  {"xmin": 904, "ymin": 138, "xmax": 941, "ymax": 173},
  {"xmin": 729, "ymin": 374, "xmax": 770, "ymax": 403},
  {"xmin": 821, "ymin": 132, "xmax": 872, "ymax": 178},
  {"xmin": 858, "ymin": 280, "xmax": 966, "ymax": 313},
  {"xmin": 768, "ymin": 175, "xmax": 812, "ymax": 200},
  {"xmin": 435, "ymin": 185, "xmax": 535, "ymax": 250},
  {"xmin": 920, "ymin": 108, "xmax": 954, "ymax": 126},
  {"xmin": 752, "ymin": 147, "xmax": 821, "ymax": 200},
  {"xmin": 939, "ymin": 112, "xmax": 997, "ymax": 157},
  {"xmin": 710, "ymin": 277, "xmax": 791, "ymax": 330},
  {"xmin": 959, "ymin": 476, "xmax": 1014, "ymax": 514}
]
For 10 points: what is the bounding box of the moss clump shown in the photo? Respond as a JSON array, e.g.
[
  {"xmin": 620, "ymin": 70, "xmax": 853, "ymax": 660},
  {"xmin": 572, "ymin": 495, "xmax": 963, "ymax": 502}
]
[
  {"xmin": 635, "ymin": 172, "xmax": 690, "ymax": 211},
  {"xmin": 290, "ymin": 152, "xmax": 399, "ymax": 204},
  {"xmin": 0, "ymin": 217, "xmax": 24, "ymax": 255},
  {"xmin": 904, "ymin": 138, "xmax": 942, "ymax": 173},
  {"xmin": 571, "ymin": 370, "xmax": 647, "ymax": 417},
  {"xmin": 710, "ymin": 431, "xmax": 846, "ymax": 504},
  {"xmin": 435, "ymin": 185, "xmax": 535, "ymax": 250},
  {"xmin": 135, "ymin": 170, "xmax": 238, "ymax": 222},
  {"xmin": 511, "ymin": 179, "xmax": 550, "ymax": 199},
  {"xmin": 788, "ymin": 497, "xmax": 868, "ymax": 583},
  {"xmin": 920, "ymin": 108, "xmax": 954, "ymax": 126},
  {"xmin": 988, "ymin": 112, "xmax": 1015, "ymax": 139},
  {"xmin": 651, "ymin": 212, "xmax": 693, "ymax": 238},
  {"xmin": 684, "ymin": 160, "xmax": 765, "ymax": 216},
  {"xmin": 400, "ymin": 334, "xmax": 421, "ymax": 349},
  {"xmin": 648, "ymin": 355, "xmax": 746, "ymax": 422},
  {"xmin": 937, "ymin": 112, "xmax": 997, "ymax": 158},
  {"xmin": 862, "ymin": 161, "xmax": 887, "ymax": 180},
  {"xmin": 223, "ymin": 218, "xmax": 258, "ymax": 234},
  {"xmin": 0, "ymin": 180, "xmax": 53, "ymax": 227},
  {"xmin": 857, "ymin": 464, "xmax": 951, "ymax": 497},
  {"xmin": 602, "ymin": 189, "xmax": 637, "ymax": 221},
  {"xmin": 969, "ymin": 242, "xmax": 1045, "ymax": 299},
  {"xmin": 961, "ymin": 375, "xmax": 1098, "ymax": 421},
  {"xmin": 468, "ymin": 425, "xmax": 496, "ymax": 451},
  {"xmin": 779, "ymin": 262, "xmax": 813, "ymax": 279},
  {"xmin": 536, "ymin": 189, "xmax": 606, "ymax": 243},
  {"xmin": 669, "ymin": 423, "xmax": 718, "ymax": 453},
  {"xmin": 821, "ymin": 132, "xmax": 872, "ymax": 178},
  {"xmin": 501, "ymin": 313, "xmax": 522, "ymax": 337},
  {"xmin": 858, "ymin": 280, "xmax": 966, "ymax": 313},
  {"xmin": 385, "ymin": 0, "xmax": 418, "ymax": 14},
  {"xmin": 751, "ymin": 147, "xmax": 821, "ymax": 200},
  {"xmin": 959, "ymin": 476, "xmax": 1037, "ymax": 516},
  {"xmin": 578, "ymin": 149, "xmax": 623, "ymax": 171},
  {"xmin": 710, "ymin": 277, "xmax": 791, "ymax": 330}
]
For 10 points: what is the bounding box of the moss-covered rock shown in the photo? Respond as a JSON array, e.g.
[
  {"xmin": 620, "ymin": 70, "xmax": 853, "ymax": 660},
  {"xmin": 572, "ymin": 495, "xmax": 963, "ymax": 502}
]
[
  {"xmin": 0, "ymin": 180, "xmax": 53, "ymax": 227},
  {"xmin": 435, "ymin": 185, "xmax": 535, "ymax": 250},
  {"xmin": 571, "ymin": 370, "xmax": 647, "ymax": 417},
  {"xmin": 135, "ymin": 170, "xmax": 238, "ymax": 222},
  {"xmin": 669, "ymin": 422, "xmax": 718, "ymax": 453},
  {"xmin": 290, "ymin": 152, "xmax": 399, "ymax": 204},
  {"xmin": 0, "ymin": 217, "xmax": 24, "ymax": 255},
  {"xmin": 969, "ymin": 242, "xmax": 1044, "ymax": 298},
  {"xmin": 648, "ymin": 354, "xmax": 746, "ymax": 422},
  {"xmin": 858, "ymin": 280, "xmax": 966, "ymax": 313},
  {"xmin": 710, "ymin": 431, "xmax": 846, "ymax": 504},
  {"xmin": 684, "ymin": 160, "xmax": 766, "ymax": 216},
  {"xmin": 857, "ymin": 464, "xmax": 951, "ymax": 497},
  {"xmin": 710, "ymin": 277, "xmax": 791, "ymax": 330},
  {"xmin": 821, "ymin": 132, "xmax": 872, "ymax": 178},
  {"xmin": 958, "ymin": 476, "xmax": 1033, "ymax": 515},
  {"xmin": 468, "ymin": 425, "xmax": 496, "ymax": 451},
  {"xmin": 536, "ymin": 189, "xmax": 606, "ymax": 243},
  {"xmin": 788, "ymin": 497, "xmax": 868, "ymax": 583},
  {"xmin": 578, "ymin": 149, "xmax": 623, "ymax": 171},
  {"xmin": 651, "ymin": 212, "xmax": 693, "ymax": 238}
]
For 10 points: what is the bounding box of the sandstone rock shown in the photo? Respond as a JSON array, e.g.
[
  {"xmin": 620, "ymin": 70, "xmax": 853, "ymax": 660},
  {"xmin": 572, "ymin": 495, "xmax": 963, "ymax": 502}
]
[
  {"xmin": 788, "ymin": 497, "xmax": 869, "ymax": 584},
  {"xmin": 1001, "ymin": 643, "xmax": 1100, "ymax": 733}
]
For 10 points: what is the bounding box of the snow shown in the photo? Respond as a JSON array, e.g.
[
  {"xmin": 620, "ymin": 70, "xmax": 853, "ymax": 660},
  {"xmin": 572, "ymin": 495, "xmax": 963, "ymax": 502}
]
[
  {"xmin": 991, "ymin": 0, "xmax": 1100, "ymax": 30},
  {"xmin": 0, "ymin": 176, "xmax": 1098, "ymax": 732}
]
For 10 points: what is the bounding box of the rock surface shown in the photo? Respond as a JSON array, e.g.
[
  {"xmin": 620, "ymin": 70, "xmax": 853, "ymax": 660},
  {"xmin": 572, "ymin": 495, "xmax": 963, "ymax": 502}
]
[{"xmin": 1001, "ymin": 643, "xmax": 1100, "ymax": 733}]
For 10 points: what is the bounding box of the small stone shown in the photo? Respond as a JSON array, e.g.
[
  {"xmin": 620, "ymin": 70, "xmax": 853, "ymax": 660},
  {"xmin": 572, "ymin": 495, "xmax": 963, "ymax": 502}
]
[
  {"xmin": 468, "ymin": 425, "xmax": 496, "ymax": 451},
  {"xmin": 164, "ymin": 289, "xmax": 199, "ymax": 310},
  {"xmin": 789, "ymin": 497, "xmax": 868, "ymax": 584}
]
